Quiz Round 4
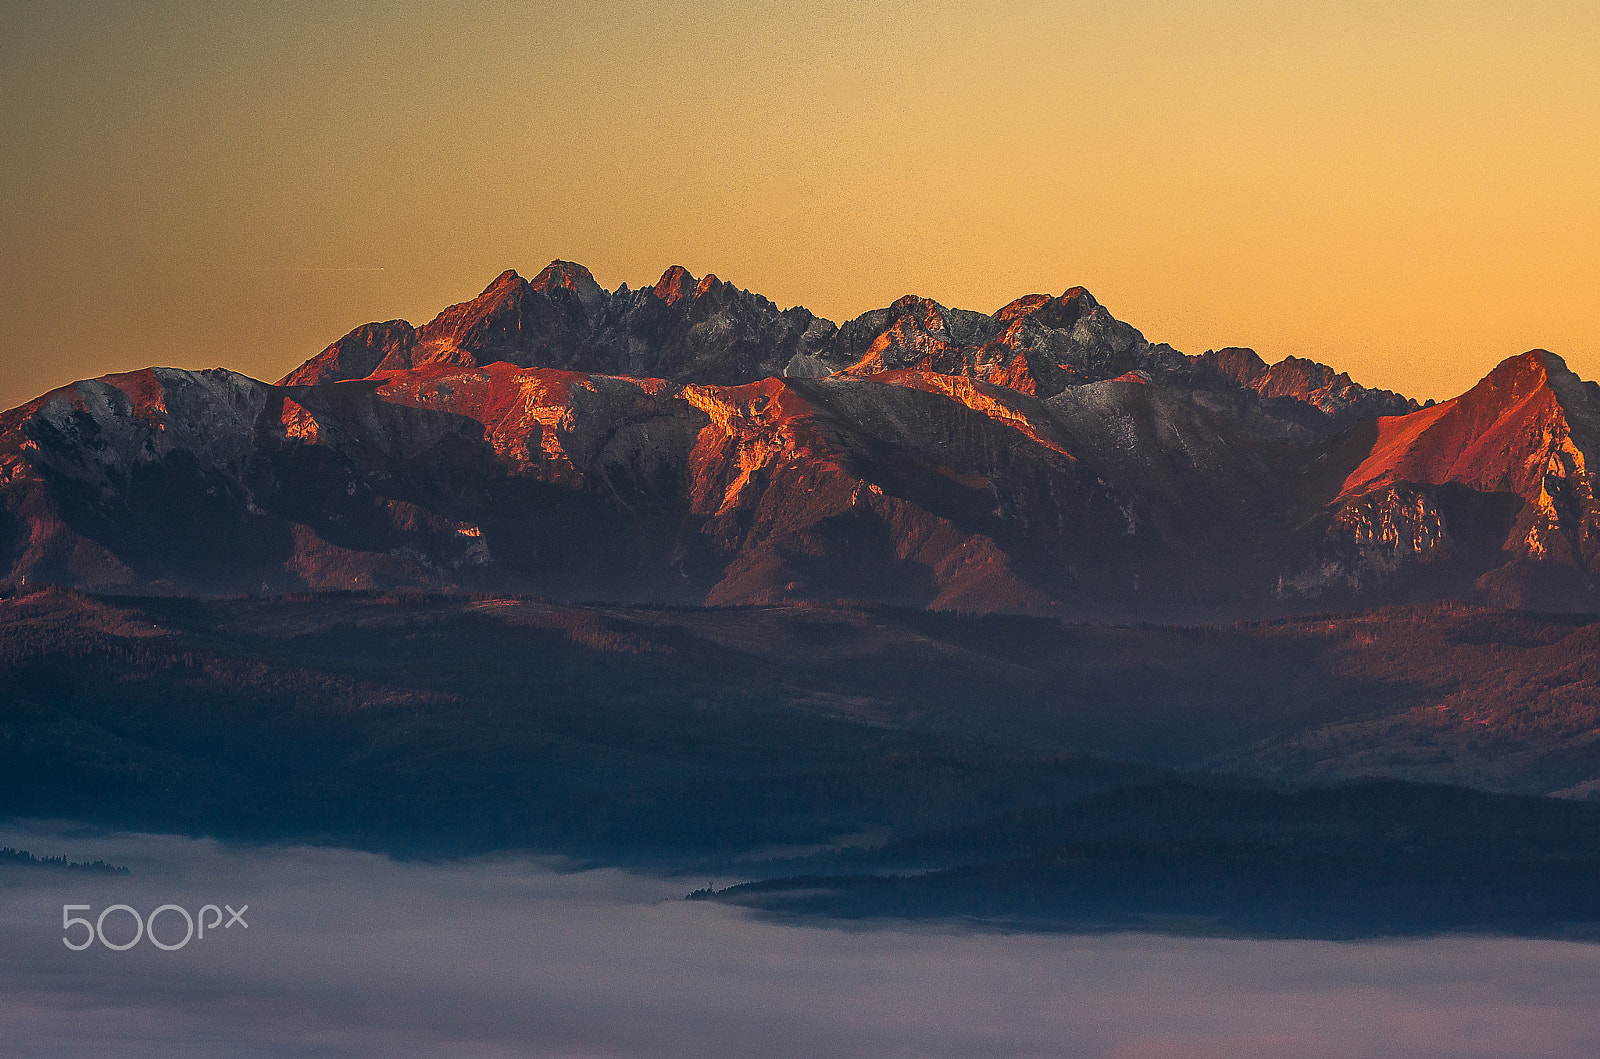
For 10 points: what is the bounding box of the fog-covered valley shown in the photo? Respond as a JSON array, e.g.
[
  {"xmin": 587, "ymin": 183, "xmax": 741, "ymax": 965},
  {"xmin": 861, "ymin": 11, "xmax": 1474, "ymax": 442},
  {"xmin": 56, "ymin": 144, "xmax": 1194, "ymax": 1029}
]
[{"xmin": 6, "ymin": 825, "xmax": 1600, "ymax": 1058}]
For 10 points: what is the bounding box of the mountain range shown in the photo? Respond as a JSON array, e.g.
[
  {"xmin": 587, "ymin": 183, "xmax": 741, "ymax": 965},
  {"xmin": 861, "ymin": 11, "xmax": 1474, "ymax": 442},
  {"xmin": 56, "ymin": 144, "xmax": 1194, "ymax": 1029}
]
[
  {"xmin": 9, "ymin": 260, "xmax": 1600, "ymax": 935},
  {"xmin": 4, "ymin": 261, "xmax": 1597, "ymax": 618}
]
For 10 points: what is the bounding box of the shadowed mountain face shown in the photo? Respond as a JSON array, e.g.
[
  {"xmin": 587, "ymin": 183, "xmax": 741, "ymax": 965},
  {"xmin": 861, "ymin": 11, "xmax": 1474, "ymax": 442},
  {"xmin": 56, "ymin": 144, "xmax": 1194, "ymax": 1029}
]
[{"xmin": 1, "ymin": 264, "xmax": 1595, "ymax": 615}]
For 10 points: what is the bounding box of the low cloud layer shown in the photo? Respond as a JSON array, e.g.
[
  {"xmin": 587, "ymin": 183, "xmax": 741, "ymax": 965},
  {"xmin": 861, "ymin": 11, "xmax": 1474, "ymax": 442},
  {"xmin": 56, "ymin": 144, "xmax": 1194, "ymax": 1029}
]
[{"xmin": 3, "ymin": 823, "xmax": 1600, "ymax": 1058}]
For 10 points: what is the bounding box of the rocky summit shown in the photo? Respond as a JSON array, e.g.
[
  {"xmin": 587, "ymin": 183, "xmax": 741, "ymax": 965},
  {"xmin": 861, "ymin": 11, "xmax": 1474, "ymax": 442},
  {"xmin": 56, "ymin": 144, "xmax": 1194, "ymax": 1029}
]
[{"xmin": 2, "ymin": 262, "xmax": 1594, "ymax": 617}]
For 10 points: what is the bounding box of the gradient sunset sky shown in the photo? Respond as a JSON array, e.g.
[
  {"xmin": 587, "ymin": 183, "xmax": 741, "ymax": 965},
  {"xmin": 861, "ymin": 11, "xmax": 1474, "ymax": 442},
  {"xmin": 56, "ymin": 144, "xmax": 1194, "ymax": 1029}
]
[{"xmin": 3, "ymin": 0, "xmax": 1596, "ymax": 411}]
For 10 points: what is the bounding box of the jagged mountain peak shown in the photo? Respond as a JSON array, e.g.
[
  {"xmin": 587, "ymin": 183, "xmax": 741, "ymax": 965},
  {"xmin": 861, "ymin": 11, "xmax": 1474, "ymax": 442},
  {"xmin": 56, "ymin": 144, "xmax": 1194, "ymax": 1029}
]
[
  {"xmin": 653, "ymin": 265, "xmax": 698, "ymax": 305},
  {"xmin": 278, "ymin": 320, "xmax": 416, "ymax": 387},
  {"xmin": 889, "ymin": 293, "xmax": 947, "ymax": 312},
  {"xmin": 409, "ymin": 269, "xmax": 544, "ymax": 362},
  {"xmin": 694, "ymin": 273, "xmax": 726, "ymax": 298},
  {"xmin": 474, "ymin": 269, "xmax": 529, "ymax": 302},
  {"xmin": 1480, "ymin": 348, "xmax": 1569, "ymax": 396},
  {"xmin": 427, "ymin": 269, "xmax": 532, "ymax": 329},
  {"xmin": 989, "ymin": 287, "xmax": 1100, "ymax": 332},
  {"xmin": 1197, "ymin": 347, "xmax": 1270, "ymax": 387},
  {"xmin": 272, "ymin": 262, "xmax": 1425, "ymax": 441},
  {"xmin": 1292, "ymin": 345, "xmax": 1600, "ymax": 608},
  {"xmin": 1467, "ymin": 348, "xmax": 1600, "ymax": 466},
  {"xmin": 1028, "ymin": 287, "xmax": 1101, "ymax": 332},
  {"xmin": 1520, "ymin": 350, "xmax": 1600, "ymax": 432},
  {"xmin": 531, "ymin": 260, "xmax": 604, "ymax": 309},
  {"xmin": 1336, "ymin": 350, "xmax": 1576, "ymax": 499},
  {"xmin": 1192, "ymin": 345, "xmax": 1416, "ymax": 427},
  {"xmin": 7, "ymin": 321, "xmax": 1600, "ymax": 614},
  {"xmin": 884, "ymin": 295, "xmax": 953, "ymax": 332},
  {"xmin": 995, "ymin": 294, "xmax": 1053, "ymax": 322}
]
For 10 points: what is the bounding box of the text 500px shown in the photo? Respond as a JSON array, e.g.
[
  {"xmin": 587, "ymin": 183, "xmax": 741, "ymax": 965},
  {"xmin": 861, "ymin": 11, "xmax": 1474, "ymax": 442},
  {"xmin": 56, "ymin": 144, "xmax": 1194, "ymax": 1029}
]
[{"xmin": 62, "ymin": 903, "xmax": 248, "ymax": 951}]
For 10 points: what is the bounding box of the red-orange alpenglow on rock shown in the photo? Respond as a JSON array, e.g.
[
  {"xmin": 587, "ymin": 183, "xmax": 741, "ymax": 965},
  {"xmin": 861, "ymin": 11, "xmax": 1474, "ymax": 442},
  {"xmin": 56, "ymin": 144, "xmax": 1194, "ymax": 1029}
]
[{"xmin": 6, "ymin": 261, "xmax": 1595, "ymax": 617}]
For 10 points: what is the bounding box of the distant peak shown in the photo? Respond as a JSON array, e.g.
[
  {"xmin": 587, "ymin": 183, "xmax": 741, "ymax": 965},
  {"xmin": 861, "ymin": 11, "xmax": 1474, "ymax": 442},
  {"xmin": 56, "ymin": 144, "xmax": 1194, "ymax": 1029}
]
[
  {"xmin": 484, "ymin": 269, "xmax": 526, "ymax": 294},
  {"xmin": 1214, "ymin": 346, "xmax": 1266, "ymax": 365},
  {"xmin": 1059, "ymin": 287, "xmax": 1100, "ymax": 312},
  {"xmin": 1200, "ymin": 347, "xmax": 1271, "ymax": 389},
  {"xmin": 409, "ymin": 269, "xmax": 538, "ymax": 353},
  {"xmin": 1485, "ymin": 349, "xmax": 1563, "ymax": 389},
  {"xmin": 1463, "ymin": 349, "xmax": 1588, "ymax": 414},
  {"xmin": 451, "ymin": 269, "xmax": 533, "ymax": 313},
  {"xmin": 531, "ymin": 260, "xmax": 595, "ymax": 291},
  {"xmin": 277, "ymin": 318, "xmax": 415, "ymax": 386},
  {"xmin": 653, "ymin": 265, "xmax": 697, "ymax": 305},
  {"xmin": 998, "ymin": 286, "xmax": 1098, "ymax": 332},
  {"xmin": 884, "ymin": 295, "xmax": 950, "ymax": 334},
  {"xmin": 888, "ymin": 294, "xmax": 947, "ymax": 316},
  {"xmin": 996, "ymin": 294, "xmax": 1053, "ymax": 323},
  {"xmin": 531, "ymin": 260, "xmax": 604, "ymax": 309}
]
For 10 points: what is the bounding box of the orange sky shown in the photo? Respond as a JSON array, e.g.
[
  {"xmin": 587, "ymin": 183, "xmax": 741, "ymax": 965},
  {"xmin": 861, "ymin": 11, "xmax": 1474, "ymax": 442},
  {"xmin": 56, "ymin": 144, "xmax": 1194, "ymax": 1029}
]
[{"xmin": 3, "ymin": 0, "xmax": 1597, "ymax": 411}]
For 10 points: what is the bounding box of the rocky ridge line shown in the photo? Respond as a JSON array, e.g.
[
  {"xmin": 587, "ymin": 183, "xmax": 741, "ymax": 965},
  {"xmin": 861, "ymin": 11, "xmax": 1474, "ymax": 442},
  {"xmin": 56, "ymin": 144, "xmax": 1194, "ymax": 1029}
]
[{"xmin": 283, "ymin": 262, "xmax": 1416, "ymax": 437}]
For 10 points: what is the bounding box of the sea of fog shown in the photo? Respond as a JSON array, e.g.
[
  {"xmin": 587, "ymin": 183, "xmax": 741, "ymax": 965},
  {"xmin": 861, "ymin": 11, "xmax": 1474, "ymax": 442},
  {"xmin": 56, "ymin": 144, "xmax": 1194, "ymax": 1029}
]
[{"xmin": 3, "ymin": 824, "xmax": 1600, "ymax": 1058}]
